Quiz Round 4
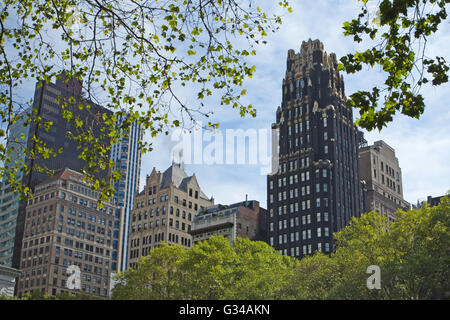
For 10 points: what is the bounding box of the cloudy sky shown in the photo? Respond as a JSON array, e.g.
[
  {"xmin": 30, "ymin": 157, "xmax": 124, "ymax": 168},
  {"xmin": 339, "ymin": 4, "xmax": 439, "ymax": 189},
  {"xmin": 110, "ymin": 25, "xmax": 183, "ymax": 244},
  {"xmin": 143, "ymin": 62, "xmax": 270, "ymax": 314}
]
[{"xmin": 139, "ymin": 0, "xmax": 450, "ymax": 208}]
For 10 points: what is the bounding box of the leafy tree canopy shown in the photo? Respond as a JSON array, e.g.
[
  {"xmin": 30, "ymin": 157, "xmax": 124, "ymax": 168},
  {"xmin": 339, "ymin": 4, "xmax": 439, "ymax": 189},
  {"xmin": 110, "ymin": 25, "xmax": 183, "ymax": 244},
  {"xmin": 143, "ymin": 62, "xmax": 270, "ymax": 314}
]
[
  {"xmin": 114, "ymin": 196, "xmax": 449, "ymax": 300},
  {"xmin": 8, "ymin": 196, "xmax": 449, "ymax": 300},
  {"xmin": 0, "ymin": 0, "xmax": 291, "ymax": 203},
  {"xmin": 112, "ymin": 242, "xmax": 187, "ymax": 300},
  {"xmin": 340, "ymin": 0, "xmax": 449, "ymax": 131},
  {"xmin": 112, "ymin": 236, "xmax": 298, "ymax": 300},
  {"xmin": 289, "ymin": 194, "xmax": 450, "ymax": 299}
]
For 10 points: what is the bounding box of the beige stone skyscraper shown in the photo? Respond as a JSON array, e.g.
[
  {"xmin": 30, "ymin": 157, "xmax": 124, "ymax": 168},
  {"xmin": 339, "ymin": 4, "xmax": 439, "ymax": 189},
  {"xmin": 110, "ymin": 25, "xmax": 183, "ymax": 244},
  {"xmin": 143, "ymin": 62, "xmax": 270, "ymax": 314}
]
[
  {"xmin": 358, "ymin": 140, "xmax": 410, "ymax": 221},
  {"xmin": 16, "ymin": 168, "xmax": 122, "ymax": 298},
  {"xmin": 127, "ymin": 164, "xmax": 213, "ymax": 269},
  {"xmin": 267, "ymin": 39, "xmax": 365, "ymax": 259}
]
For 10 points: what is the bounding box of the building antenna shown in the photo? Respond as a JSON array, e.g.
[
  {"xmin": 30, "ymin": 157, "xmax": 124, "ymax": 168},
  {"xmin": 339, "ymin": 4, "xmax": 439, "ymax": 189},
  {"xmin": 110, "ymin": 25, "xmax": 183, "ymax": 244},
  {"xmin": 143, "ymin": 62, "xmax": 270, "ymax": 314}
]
[
  {"xmin": 179, "ymin": 149, "xmax": 184, "ymax": 170},
  {"xmin": 171, "ymin": 148, "xmax": 184, "ymax": 168}
]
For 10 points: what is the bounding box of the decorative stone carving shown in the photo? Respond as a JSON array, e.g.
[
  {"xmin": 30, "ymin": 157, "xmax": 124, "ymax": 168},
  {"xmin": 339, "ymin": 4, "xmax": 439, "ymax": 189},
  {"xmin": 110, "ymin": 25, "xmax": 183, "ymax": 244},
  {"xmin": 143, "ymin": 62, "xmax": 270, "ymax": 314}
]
[{"xmin": 312, "ymin": 101, "xmax": 319, "ymax": 113}]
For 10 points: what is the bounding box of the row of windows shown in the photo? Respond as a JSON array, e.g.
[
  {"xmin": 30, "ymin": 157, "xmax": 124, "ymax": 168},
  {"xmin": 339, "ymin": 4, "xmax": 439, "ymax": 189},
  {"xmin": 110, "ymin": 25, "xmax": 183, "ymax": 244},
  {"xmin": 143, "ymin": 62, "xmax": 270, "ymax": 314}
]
[
  {"xmin": 130, "ymin": 232, "xmax": 192, "ymax": 261},
  {"xmin": 144, "ymin": 187, "xmax": 200, "ymax": 202},
  {"xmin": 131, "ymin": 231, "xmax": 192, "ymax": 250},
  {"xmin": 285, "ymin": 135, "xmax": 311, "ymax": 151},
  {"xmin": 26, "ymin": 204, "xmax": 54, "ymax": 218},
  {"xmin": 283, "ymin": 77, "xmax": 316, "ymax": 102},
  {"xmin": 270, "ymin": 185, "xmax": 329, "ymax": 201},
  {"xmin": 23, "ymin": 236, "xmax": 51, "ymax": 249},
  {"xmin": 270, "ymin": 212, "xmax": 329, "ymax": 231},
  {"xmin": 27, "ymin": 191, "xmax": 56, "ymax": 205},
  {"xmin": 269, "ymin": 197, "xmax": 330, "ymax": 213},
  {"xmin": 56, "ymin": 226, "xmax": 111, "ymax": 245},
  {"xmin": 55, "ymin": 243, "xmax": 108, "ymax": 259},
  {"xmin": 280, "ymin": 105, "xmax": 328, "ymax": 130},
  {"xmin": 25, "ymin": 225, "xmax": 53, "ymax": 238},
  {"xmin": 384, "ymin": 175, "xmax": 399, "ymax": 193},
  {"xmin": 174, "ymin": 198, "xmax": 199, "ymax": 210},
  {"xmin": 60, "ymin": 192, "xmax": 113, "ymax": 214},
  {"xmin": 271, "ymin": 168, "xmax": 329, "ymax": 189},
  {"xmin": 69, "ymin": 183, "xmax": 100, "ymax": 199},
  {"xmin": 285, "ymin": 126, "xmax": 330, "ymax": 145},
  {"xmin": 159, "ymin": 189, "xmax": 199, "ymax": 200},
  {"xmin": 23, "ymin": 263, "xmax": 107, "ymax": 285},
  {"xmin": 278, "ymin": 242, "xmax": 331, "ymax": 257},
  {"xmin": 132, "ymin": 207, "xmax": 193, "ymax": 222},
  {"xmin": 131, "ymin": 217, "xmax": 192, "ymax": 233},
  {"xmin": 57, "ymin": 248, "xmax": 108, "ymax": 265},
  {"xmin": 58, "ymin": 259, "xmax": 106, "ymax": 277},
  {"xmin": 61, "ymin": 237, "xmax": 108, "ymax": 255},
  {"xmin": 21, "ymin": 255, "xmax": 49, "ymax": 268},
  {"xmin": 63, "ymin": 217, "xmax": 109, "ymax": 234},
  {"xmin": 269, "ymin": 228, "xmax": 330, "ymax": 246},
  {"xmin": 271, "ymin": 226, "xmax": 330, "ymax": 245},
  {"xmin": 21, "ymin": 266, "xmax": 47, "ymax": 278},
  {"xmin": 379, "ymin": 160, "xmax": 397, "ymax": 179},
  {"xmin": 269, "ymin": 197, "xmax": 331, "ymax": 216},
  {"xmin": 25, "ymin": 215, "xmax": 113, "ymax": 240},
  {"xmin": 130, "ymin": 232, "xmax": 165, "ymax": 249},
  {"xmin": 19, "ymin": 275, "xmax": 107, "ymax": 297},
  {"xmin": 168, "ymin": 233, "xmax": 190, "ymax": 246},
  {"xmin": 26, "ymin": 215, "xmax": 53, "ymax": 228},
  {"xmin": 20, "ymin": 277, "xmax": 48, "ymax": 289},
  {"xmin": 22, "ymin": 245, "xmax": 50, "ymax": 258}
]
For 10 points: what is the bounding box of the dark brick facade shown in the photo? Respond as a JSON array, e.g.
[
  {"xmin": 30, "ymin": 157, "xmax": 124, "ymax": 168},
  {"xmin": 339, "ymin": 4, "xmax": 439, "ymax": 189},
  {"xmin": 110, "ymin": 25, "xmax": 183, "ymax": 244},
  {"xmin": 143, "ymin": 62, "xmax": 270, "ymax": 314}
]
[
  {"xmin": 12, "ymin": 74, "xmax": 112, "ymax": 269},
  {"xmin": 266, "ymin": 39, "xmax": 365, "ymax": 258}
]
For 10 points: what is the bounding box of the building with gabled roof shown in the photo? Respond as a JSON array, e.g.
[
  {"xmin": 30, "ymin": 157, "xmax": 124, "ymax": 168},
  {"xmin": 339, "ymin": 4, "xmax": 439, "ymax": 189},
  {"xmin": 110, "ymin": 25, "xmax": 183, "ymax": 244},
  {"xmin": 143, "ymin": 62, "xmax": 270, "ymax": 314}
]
[{"xmin": 127, "ymin": 163, "xmax": 213, "ymax": 269}]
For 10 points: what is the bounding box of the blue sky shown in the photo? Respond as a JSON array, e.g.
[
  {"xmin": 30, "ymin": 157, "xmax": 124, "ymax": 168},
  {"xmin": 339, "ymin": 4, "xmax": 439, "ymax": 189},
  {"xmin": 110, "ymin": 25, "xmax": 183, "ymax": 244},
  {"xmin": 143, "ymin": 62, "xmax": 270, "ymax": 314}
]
[{"xmin": 139, "ymin": 0, "xmax": 450, "ymax": 208}]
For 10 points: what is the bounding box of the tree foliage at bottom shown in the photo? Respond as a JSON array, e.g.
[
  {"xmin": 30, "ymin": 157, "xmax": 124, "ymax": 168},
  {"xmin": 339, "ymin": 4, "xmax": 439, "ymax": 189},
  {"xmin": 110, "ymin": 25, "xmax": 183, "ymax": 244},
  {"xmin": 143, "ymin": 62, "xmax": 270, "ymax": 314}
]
[
  {"xmin": 113, "ymin": 195, "xmax": 449, "ymax": 300},
  {"xmin": 7, "ymin": 195, "xmax": 448, "ymax": 300}
]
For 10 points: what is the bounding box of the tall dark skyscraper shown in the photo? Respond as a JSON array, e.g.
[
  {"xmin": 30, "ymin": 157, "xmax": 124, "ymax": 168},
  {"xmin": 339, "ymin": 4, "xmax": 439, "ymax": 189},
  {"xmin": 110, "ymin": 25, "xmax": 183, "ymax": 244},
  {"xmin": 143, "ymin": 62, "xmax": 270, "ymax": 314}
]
[
  {"xmin": 4, "ymin": 73, "xmax": 114, "ymax": 269},
  {"xmin": 24, "ymin": 74, "xmax": 113, "ymax": 188},
  {"xmin": 267, "ymin": 39, "xmax": 365, "ymax": 258}
]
